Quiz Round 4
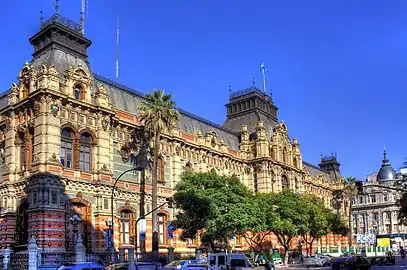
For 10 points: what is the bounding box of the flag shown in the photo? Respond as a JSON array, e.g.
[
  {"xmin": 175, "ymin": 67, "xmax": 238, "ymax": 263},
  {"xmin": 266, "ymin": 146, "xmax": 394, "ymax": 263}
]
[
  {"xmin": 167, "ymin": 221, "xmax": 174, "ymax": 239},
  {"xmin": 260, "ymin": 62, "xmax": 266, "ymax": 74}
]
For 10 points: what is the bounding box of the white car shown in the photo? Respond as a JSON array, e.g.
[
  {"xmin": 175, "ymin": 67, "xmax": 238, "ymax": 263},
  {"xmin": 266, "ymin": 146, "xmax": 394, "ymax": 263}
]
[{"xmin": 303, "ymin": 256, "xmax": 324, "ymax": 267}]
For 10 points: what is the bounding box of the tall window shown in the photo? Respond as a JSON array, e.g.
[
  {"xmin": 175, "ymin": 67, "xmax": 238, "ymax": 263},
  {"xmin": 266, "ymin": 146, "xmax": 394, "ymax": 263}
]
[
  {"xmin": 79, "ymin": 133, "xmax": 92, "ymax": 172},
  {"xmin": 281, "ymin": 175, "xmax": 288, "ymax": 191},
  {"xmin": 158, "ymin": 214, "xmax": 167, "ymax": 245},
  {"xmin": 157, "ymin": 157, "xmax": 164, "ymax": 183},
  {"xmin": 74, "ymin": 85, "xmax": 82, "ymax": 100},
  {"xmin": 61, "ymin": 129, "xmax": 73, "ymax": 169},
  {"xmin": 120, "ymin": 211, "xmax": 131, "ymax": 244},
  {"xmin": 370, "ymin": 194, "xmax": 376, "ymax": 203},
  {"xmin": 16, "ymin": 132, "xmax": 26, "ymax": 171},
  {"xmin": 383, "ymin": 193, "xmax": 388, "ymax": 202}
]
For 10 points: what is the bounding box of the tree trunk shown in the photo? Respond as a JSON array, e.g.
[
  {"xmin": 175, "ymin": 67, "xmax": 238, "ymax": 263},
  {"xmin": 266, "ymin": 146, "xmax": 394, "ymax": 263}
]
[
  {"xmin": 152, "ymin": 131, "xmax": 160, "ymax": 259},
  {"xmin": 309, "ymin": 238, "xmax": 315, "ymax": 255},
  {"xmin": 283, "ymin": 245, "xmax": 290, "ymax": 265},
  {"xmin": 348, "ymin": 197, "xmax": 352, "ymax": 250}
]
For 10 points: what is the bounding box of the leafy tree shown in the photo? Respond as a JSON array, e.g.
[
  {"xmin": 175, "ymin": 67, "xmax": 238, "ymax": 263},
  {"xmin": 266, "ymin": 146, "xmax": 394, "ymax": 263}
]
[
  {"xmin": 256, "ymin": 191, "xmax": 307, "ymax": 265},
  {"xmin": 173, "ymin": 171, "xmax": 252, "ymax": 251},
  {"xmin": 300, "ymin": 195, "xmax": 330, "ymax": 255},
  {"xmin": 300, "ymin": 195, "xmax": 348, "ymax": 255},
  {"xmin": 342, "ymin": 176, "xmax": 358, "ymax": 249},
  {"xmin": 138, "ymin": 89, "xmax": 179, "ymax": 256}
]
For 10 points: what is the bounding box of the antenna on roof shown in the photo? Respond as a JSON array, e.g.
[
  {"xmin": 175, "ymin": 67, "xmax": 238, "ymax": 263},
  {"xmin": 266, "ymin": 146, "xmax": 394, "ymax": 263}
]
[{"xmin": 116, "ymin": 15, "xmax": 120, "ymax": 81}]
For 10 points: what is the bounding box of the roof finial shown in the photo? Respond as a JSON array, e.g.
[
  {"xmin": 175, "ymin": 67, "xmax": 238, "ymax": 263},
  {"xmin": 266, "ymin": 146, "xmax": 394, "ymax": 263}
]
[
  {"xmin": 40, "ymin": 9, "xmax": 44, "ymax": 27},
  {"xmin": 228, "ymin": 85, "xmax": 232, "ymax": 94},
  {"xmin": 55, "ymin": 0, "xmax": 60, "ymax": 14},
  {"xmin": 383, "ymin": 148, "xmax": 388, "ymax": 161},
  {"xmin": 252, "ymin": 77, "xmax": 256, "ymax": 86}
]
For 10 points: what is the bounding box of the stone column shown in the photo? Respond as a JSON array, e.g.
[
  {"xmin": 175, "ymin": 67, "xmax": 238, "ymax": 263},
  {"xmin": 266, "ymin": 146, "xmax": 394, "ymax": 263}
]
[
  {"xmin": 28, "ymin": 236, "xmax": 38, "ymax": 270},
  {"xmin": 128, "ymin": 248, "xmax": 135, "ymax": 270},
  {"xmin": 119, "ymin": 248, "xmax": 125, "ymax": 263},
  {"xmin": 167, "ymin": 247, "xmax": 175, "ymax": 263},
  {"xmin": 3, "ymin": 248, "xmax": 10, "ymax": 270},
  {"xmin": 75, "ymin": 235, "xmax": 85, "ymax": 264}
]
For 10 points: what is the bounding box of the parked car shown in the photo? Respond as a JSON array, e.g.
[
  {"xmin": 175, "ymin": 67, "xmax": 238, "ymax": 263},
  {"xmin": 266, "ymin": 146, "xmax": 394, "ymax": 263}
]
[
  {"xmin": 58, "ymin": 262, "xmax": 105, "ymax": 270},
  {"xmin": 303, "ymin": 255, "xmax": 324, "ymax": 267},
  {"xmin": 159, "ymin": 260, "xmax": 188, "ymax": 270},
  {"xmin": 331, "ymin": 255, "xmax": 371, "ymax": 270}
]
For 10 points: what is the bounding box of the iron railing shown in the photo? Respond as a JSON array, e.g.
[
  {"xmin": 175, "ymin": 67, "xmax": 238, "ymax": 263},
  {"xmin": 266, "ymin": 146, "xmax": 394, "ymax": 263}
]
[
  {"xmin": 9, "ymin": 252, "xmax": 28, "ymax": 270},
  {"xmin": 0, "ymin": 253, "xmax": 4, "ymax": 270},
  {"xmin": 86, "ymin": 252, "xmax": 112, "ymax": 266},
  {"xmin": 38, "ymin": 252, "xmax": 76, "ymax": 268}
]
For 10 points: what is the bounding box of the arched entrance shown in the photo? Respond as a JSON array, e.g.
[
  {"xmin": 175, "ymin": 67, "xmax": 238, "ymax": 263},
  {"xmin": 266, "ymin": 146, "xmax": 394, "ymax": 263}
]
[
  {"xmin": 14, "ymin": 198, "xmax": 29, "ymax": 251},
  {"xmin": 65, "ymin": 193, "xmax": 92, "ymax": 251}
]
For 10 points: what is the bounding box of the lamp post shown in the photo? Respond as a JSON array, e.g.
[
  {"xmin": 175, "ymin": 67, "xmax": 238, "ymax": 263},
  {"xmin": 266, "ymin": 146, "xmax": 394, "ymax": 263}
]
[
  {"xmin": 69, "ymin": 214, "xmax": 82, "ymax": 246},
  {"xmin": 105, "ymin": 218, "xmax": 113, "ymax": 251},
  {"xmin": 110, "ymin": 140, "xmax": 151, "ymax": 263}
]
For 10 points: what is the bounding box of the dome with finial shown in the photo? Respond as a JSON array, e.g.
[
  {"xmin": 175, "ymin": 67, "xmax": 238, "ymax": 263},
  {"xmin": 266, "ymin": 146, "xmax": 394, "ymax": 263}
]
[{"xmin": 377, "ymin": 150, "xmax": 397, "ymax": 182}]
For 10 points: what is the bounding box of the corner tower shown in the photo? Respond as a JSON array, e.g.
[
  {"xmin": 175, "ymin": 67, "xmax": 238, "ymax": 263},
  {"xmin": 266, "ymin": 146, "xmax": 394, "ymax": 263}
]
[{"xmin": 222, "ymin": 86, "xmax": 278, "ymax": 137}]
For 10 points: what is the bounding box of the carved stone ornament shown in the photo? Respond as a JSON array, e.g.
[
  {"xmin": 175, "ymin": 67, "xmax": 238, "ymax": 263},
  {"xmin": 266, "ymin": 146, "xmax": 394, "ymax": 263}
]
[
  {"xmin": 101, "ymin": 119, "xmax": 109, "ymax": 131},
  {"xmin": 256, "ymin": 163, "xmax": 263, "ymax": 172},
  {"xmin": 50, "ymin": 103, "xmax": 60, "ymax": 117},
  {"xmin": 125, "ymin": 200, "xmax": 131, "ymax": 208},
  {"xmin": 32, "ymin": 153, "xmax": 39, "ymax": 163},
  {"xmin": 48, "ymin": 153, "xmax": 60, "ymax": 164},
  {"xmin": 100, "ymin": 164, "xmax": 110, "ymax": 173},
  {"xmin": 175, "ymin": 146, "xmax": 181, "ymax": 155},
  {"xmin": 4, "ymin": 117, "xmax": 12, "ymax": 132},
  {"xmin": 76, "ymin": 192, "xmax": 83, "ymax": 200}
]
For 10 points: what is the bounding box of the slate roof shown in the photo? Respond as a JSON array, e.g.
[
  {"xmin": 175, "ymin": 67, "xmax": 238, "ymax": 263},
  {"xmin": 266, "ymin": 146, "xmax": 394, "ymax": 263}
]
[
  {"xmin": 94, "ymin": 74, "xmax": 241, "ymax": 150},
  {"xmin": 303, "ymin": 161, "xmax": 335, "ymax": 181}
]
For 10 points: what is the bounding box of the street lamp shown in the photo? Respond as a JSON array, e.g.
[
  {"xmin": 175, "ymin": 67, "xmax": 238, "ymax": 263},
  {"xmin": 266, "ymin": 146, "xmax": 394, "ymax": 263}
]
[
  {"xmin": 110, "ymin": 139, "xmax": 151, "ymax": 263},
  {"xmin": 105, "ymin": 218, "xmax": 113, "ymax": 251},
  {"xmin": 69, "ymin": 214, "xmax": 82, "ymax": 246}
]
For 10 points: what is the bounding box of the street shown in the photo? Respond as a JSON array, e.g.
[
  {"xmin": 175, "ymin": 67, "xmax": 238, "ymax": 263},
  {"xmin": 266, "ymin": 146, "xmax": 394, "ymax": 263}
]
[{"xmin": 282, "ymin": 256, "xmax": 407, "ymax": 270}]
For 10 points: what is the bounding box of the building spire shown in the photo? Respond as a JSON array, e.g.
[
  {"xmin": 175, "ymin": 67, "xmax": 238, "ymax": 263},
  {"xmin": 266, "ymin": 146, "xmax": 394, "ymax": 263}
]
[
  {"xmin": 81, "ymin": 0, "xmax": 86, "ymax": 34},
  {"xmin": 79, "ymin": 12, "xmax": 84, "ymax": 33},
  {"xmin": 252, "ymin": 77, "xmax": 256, "ymax": 86},
  {"xmin": 55, "ymin": 0, "xmax": 60, "ymax": 14}
]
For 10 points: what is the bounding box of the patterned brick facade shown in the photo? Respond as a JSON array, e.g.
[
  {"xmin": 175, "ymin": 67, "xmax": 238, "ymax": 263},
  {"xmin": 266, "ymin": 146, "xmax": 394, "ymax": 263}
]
[{"xmin": 0, "ymin": 8, "xmax": 349, "ymax": 256}]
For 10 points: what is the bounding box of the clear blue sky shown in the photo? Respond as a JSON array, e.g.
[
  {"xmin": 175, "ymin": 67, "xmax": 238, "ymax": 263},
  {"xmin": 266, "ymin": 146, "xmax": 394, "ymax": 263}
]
[{"xmin": 2, "ymin": 0, "xmax": 407, "ymax": 179}]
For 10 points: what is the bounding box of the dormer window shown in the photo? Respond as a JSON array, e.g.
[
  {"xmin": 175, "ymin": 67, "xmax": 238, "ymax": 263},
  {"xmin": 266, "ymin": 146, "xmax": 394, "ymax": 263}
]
[{"xmin": 74, "ymin": 85, "xmax": 83, "ymax": 100}]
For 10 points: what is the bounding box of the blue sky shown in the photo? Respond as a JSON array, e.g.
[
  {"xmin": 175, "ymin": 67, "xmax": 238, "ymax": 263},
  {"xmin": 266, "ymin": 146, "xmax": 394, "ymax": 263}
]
[{"xmin": 2, "ymin": 0, "xmax": 407, "ymax": 179}]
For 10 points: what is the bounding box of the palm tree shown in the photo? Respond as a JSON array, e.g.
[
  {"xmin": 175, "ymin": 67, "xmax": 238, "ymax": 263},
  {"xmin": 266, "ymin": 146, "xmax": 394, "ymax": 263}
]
[
  {"xmin": 343, "ymin": 176, "xmax": 358, "ymax": 250},
  {"xmin": 138, "ymin": 89, "xmax": 179, "ymax": 257}
]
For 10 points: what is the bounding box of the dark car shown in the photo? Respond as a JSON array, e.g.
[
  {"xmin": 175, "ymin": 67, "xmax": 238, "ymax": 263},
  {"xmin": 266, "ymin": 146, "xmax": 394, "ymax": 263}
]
[{"xmin": 332, "ymin": 255, "xmax": 371, "ymax": 270}]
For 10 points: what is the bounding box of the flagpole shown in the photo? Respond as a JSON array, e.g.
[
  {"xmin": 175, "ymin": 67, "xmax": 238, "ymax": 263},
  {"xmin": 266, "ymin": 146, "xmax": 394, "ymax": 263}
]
[
  {"xmin": 81, "ymin": 0, "xmax": 86, "ymax": 34},
  {"xmin": 260, "ymin": 62, "xmax": 267, "ymax": 94},
  {"xmin": 116, "ymin": 15, "xmax": 120, "ymax": 81}
]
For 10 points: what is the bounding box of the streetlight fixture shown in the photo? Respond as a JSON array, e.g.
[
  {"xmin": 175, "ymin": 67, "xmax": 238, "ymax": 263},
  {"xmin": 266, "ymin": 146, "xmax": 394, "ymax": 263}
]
[
  {"xmin": 69, "ymin": 214, "xmax": 82, "ymax": 246},
  {"xmin": 105, "ymin": 218, "xmax": 113, "ymax": 251},
  {"xmin": 110, "ymin": 139, "xmax": 151, "ymax": 263}
]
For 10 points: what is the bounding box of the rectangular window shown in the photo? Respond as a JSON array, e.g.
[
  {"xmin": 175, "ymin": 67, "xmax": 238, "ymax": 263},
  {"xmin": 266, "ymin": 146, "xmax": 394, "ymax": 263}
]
[
  {"xmin": 79, "ymin": 145, "xmax": 91, "ymax": 172},
  {"xmin": 61, "ymin": 141, "xmax": 73, "ymax": 169},
  {"xmin": 33, "ymin": 191, "xmax": 37, "ymax": 205},
  {"xmin": 383, "ymin": 193, "xmax": 388, "ymax": 202},
  {"xmin": 157, "ymin": 158, "xmax": 164, "ymax": 183},
  {"xmin": 158, "ymin": 215, "xmax": 166, "ymax": 245},
  {"xmin": 20, "ymin": 145, "xmax": 26, "ymax": 171},
  {"xmin": 51, "ymin": 190, "xmax": 58, "ymax": 205},
  {"xmin": 120, "ymin": 211, "xmax": 131, "ymax": 244},
  {"xmin": 104, "ymin": 198, "xmax": 109, "ymax": 210},
  {"xmin": 370, "ymin": 194, "xmax": 376, "ymax": 203}
]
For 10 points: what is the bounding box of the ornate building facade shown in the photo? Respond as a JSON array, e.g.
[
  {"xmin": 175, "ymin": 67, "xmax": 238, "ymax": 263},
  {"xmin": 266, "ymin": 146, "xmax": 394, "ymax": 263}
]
[
  {"xmin": 352, "ymin": 151, "xmax": 406, "ymax": 250},
  {"xmin": 0, "ymin": 9, "xmax": 349, "ymax": 256}
]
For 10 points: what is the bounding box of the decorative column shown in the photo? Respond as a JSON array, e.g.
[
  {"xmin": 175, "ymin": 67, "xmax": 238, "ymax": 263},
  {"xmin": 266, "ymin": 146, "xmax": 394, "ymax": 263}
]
[
  {"xmin": 119, "ymin": 248, "xmax": 125, "ymax": 263},
  {"xmin": 28, "ymin": 236, "xmax": 38, "ymax": 270},
  {"xmin": 3, "ymin": 248, "xmax": 10, "ymax": 270},
  {"xmin": 75, "ymin": 235, "xmax": 85, "ymax": 264}
]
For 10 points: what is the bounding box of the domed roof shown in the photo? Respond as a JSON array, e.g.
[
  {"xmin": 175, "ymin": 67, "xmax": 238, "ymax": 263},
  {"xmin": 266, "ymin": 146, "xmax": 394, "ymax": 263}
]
[{"xmin": 377, "ymin": 150, "xmax": 397, "ymax": 182}]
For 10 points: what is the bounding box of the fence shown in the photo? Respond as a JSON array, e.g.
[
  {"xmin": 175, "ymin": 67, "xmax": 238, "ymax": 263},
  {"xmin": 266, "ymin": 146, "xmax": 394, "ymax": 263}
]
[
  {"xmin": 9, "ymin": 252, "xmax": 28, "ymax": 270},
  {"xmin": 38, "ymin": 252, "xmax": 76, "ymax": 268}
]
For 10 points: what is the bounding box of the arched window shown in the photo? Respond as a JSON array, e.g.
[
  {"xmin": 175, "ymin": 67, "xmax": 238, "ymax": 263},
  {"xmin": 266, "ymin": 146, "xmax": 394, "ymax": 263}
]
[
  {"xmin": 120, "ymin": 211, "xmax": 132, "ymax": 244},
  {"xmin": 158, "ymin": 213, "xmax": 168, "ymax": 245},
  {"xmin": 281, "ymin": 175, "xmax": 288, "ymax": 191},
  {"xmin": 79, "ymin": 133, "xmax": 92, "ymax": 172},
  {"xmin": 60, "ymin": 128, "xmax": 73, "ymax": 169},
  {"xmin": 74, "ymin": 85, "xmax": 83, "ymax": 100}
]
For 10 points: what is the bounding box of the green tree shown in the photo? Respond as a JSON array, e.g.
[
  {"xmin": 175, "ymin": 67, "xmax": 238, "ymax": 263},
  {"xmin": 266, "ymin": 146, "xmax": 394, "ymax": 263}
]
[
  {"xmin": 300, "ymin": 195, "xmax": 330, "ymax": 255},
  {"xmin": 342, "ymin": 176, "xmax": 358, "ymax": 249},
  {"xmin": 300, "ymin": 195, "xmax": 348, "ymax": 255},
  {"xmin": 257, "ymin": 191, "xmax": 307, "ymax": 265},
  {"xmin": 138, "ymin": 89, "xmax": 179, "ymax": 257},
  {"xmin": 173, "ymin": 171, "xmax": 252, "ymax": 251}
]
